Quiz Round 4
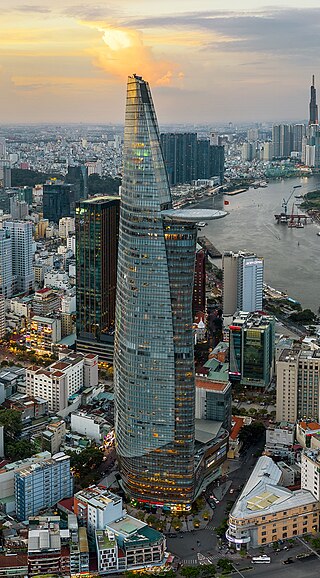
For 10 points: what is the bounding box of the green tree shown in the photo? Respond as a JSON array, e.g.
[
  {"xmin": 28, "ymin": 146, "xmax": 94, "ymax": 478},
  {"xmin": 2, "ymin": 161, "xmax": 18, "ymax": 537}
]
[
  {"xmin": 6, "ymin": 439, "xmax": 36, "ymax": 461},
  {"xmin": 88, "ymin": 174, "xmax": 121, "ymax": 196},
  {"xmin": 172, "ymin": 517, "xmax": 182, "ymax": 530},
  {"xmin": 199, "ymin": 564, "xmax": 216, "ymax": 577},
  {"xmin": 239, "ymin": 422, "xmax": 265, "ymax": 448},
  {"xmin": 289, "ymin": 308, "xmax": 316, "ymax": 324},
  {"xmin": 68, "ymin": 446, "xmax": 104, "ymax": 480},
  {"xmin": 193, "ymin": 518, "xmax": 200, "ymax": 528},
  {"xmin": 181, "ymin": 566, "xmax": 201, "ymax": 578},
  {"xmin": 0, "ymin": 409, "xmax": 22, "ymax": 443},
  {"xmin": 217, "ymin": 558, "xmax": 233, "ymax": 572}
]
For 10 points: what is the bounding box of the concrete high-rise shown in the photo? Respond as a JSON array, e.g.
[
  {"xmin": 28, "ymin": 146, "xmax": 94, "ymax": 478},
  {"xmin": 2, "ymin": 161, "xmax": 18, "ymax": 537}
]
[
  {"xmin": 114, "ymin": 74, "xmax": 225, "ymax": 507},
  {"xmin": 76, "ymin": 196, "xmax": 120, "ymax": 362},
  {"xmin": 0, "ymin": 229, "xmax": 12, "ymax": 298},
  {"xmin": 223, "ymin": 251, "xmax": 263, "ymax": 317},
  {"xmin": 309, "ymin": 75, "xmax": 318, "ymax": 126},
  {"xmin": 3, "ymin": 221, "xmax": 34, "ymax": 294}
]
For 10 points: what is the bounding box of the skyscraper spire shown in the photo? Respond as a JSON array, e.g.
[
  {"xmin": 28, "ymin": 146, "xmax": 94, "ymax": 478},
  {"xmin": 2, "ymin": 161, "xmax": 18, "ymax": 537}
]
[{"xmin": 309, "ymin": 74, "xmax": 318, "ymax": 125}]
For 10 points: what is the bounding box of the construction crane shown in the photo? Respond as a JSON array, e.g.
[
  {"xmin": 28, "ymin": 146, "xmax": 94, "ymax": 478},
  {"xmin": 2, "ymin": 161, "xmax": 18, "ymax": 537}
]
[{"xmin": 282, "ymin": 185, "xmax": 301, "ymax": 216}]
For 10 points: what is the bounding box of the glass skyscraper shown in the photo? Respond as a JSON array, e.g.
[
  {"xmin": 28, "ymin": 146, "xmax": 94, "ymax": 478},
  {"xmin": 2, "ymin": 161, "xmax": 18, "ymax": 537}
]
[
  {"xmin": 76, "ymin": 196, "xmax": 120, "ymax": 362},
  {"xmin": 114, "ymin": 75, "xmax": 225, "ymax": 507}
]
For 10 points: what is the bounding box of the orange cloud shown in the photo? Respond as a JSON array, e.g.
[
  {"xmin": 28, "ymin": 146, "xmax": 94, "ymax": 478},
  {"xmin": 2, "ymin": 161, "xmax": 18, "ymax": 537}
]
[{"xmin": 83, "ymin": 23, "xmax": 184, "ymax": 86}]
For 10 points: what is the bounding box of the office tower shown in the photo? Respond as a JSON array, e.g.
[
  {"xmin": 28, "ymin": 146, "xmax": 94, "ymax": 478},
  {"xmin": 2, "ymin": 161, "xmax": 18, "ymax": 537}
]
[
  {"xmin": 3, "ymin": 220, "xmax": 34, "ymax": 294},
  {"xmin": 65, "ymin": 164, "xmax": 88, "ymax": 202},
  {"xmin": 160, "ymin": 132, "xmax": 197, "ymax": 186},
  {"xmin": 193, "ymin": 248, "xmax": 206, "ymax": 315},
  {"xmin": 309, "ymin": 75, "xmax": 318, "ymax": 125},
  {"xmin": 229, "ymin": 311, "xmax": 275, "ymax": 387},
  {"xmin": 262, "ymin": 142, "xmax": 274, "ymax": 161},
  {"xmin": 43, "ymin": 181, "xmax": 73, "ymax": 223},
  {"xmin": 0, "ymin": 229, "xmax": 12, "ymax": 298},
  {"xmin": 14, "ymin": 453, "xmax": 73, "ymax": 520},
  {"xmin": 114, "ymin": 74, "xmax": 224, "ymax": 506},
  {"xmin": 222, "ymin": 251, "xmax": 263, "ymax": 317},
  {"xmin": 276, "ymin": 348, "xmax": 320, "ymax": 423},
  {"xmin": 76, "ymin": 196, "xmax": 120, "ymax": 362}
]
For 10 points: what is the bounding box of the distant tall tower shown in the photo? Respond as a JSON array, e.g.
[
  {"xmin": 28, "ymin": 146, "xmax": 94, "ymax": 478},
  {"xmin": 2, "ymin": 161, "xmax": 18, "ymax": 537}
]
[{"xmin": 309, "ymin": 75, "xmax": 318, "ymax": 125}]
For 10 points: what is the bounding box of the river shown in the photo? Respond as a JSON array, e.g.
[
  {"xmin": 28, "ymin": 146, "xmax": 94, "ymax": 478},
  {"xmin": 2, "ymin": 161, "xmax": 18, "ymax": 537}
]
[{"xmin": 196, "ymin": 175, "xmax": 320, "ymax": 312}]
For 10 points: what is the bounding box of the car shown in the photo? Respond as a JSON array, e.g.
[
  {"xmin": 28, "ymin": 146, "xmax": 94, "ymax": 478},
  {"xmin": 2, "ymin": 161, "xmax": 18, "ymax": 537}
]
[
  {"xmin": 230, "ymin": 488, "xmax": 234, "ymax": 494},
  {"xmin": 282, "ymin": 558, "xmax": 294, "ymax": 565}
]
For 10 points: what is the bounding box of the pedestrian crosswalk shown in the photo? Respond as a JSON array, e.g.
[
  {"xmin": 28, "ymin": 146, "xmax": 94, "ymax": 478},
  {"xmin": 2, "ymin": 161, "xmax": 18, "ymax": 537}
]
[{"xmin": 180, "ymin": 559, "xmax": 198, "ymax": 565}]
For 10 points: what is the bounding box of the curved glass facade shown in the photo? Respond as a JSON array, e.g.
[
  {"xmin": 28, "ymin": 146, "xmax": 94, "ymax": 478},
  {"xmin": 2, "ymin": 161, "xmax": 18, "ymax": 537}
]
[{"xmin": 114, "ymin": 75, "xmax": 198, "ymax": 505}]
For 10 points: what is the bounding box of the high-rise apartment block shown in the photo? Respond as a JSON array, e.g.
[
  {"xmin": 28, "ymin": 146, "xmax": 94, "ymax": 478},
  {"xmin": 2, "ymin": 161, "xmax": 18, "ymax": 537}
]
[
  {"xmin": 223, "ymin": 251, "xmax": 263, "ymax": 316},
  {"xmin": 76, "ymin": 196, "xmax": 120, "ymax": 363},
  {"xmin": 14, "ymin": 453, "xmax": 73, "ymax": 520},
  {"xmin": 229, "ymin": 311, "xmax": 275, "ymax": 388},
  {"xmin": 272, "ymin": 123, "xmax": 306, "ymax": 157},
  {"xmin": 0, "ymin": 228, "xmax": 12, "ymax": 298},
  {"xmin": 114, "ymin": 74, "xmax": 225, "ymax": 507},
  {"xmin": 276, "ymin": 348, "xmax": 320, "ymax": 423},
  {"xmin": 160, "ymin": 132, "xmax": 224, "ymax": 185},
  {"xmin": 3, "ymin": 220, "xmax": 34, "ymax": 294}
]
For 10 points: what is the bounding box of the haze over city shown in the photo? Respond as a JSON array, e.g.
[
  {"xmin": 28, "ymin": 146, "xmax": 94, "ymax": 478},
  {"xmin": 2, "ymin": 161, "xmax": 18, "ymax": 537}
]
[{"xmin": 1, "ymin": 0, "xmax": 320, "ymax": 123}]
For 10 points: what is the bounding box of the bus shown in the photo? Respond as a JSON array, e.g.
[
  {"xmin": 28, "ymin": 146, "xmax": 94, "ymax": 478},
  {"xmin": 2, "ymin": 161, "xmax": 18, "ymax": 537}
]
[{"xmin": 251, "ymin": 555, "xmax": 271, "ymax": 564}]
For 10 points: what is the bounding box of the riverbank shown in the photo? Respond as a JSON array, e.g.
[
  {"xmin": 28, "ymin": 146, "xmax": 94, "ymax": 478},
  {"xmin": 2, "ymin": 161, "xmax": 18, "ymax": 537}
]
[{"xmin": 193, "ymin": 174, "xmax": 320, "ymax": 311}]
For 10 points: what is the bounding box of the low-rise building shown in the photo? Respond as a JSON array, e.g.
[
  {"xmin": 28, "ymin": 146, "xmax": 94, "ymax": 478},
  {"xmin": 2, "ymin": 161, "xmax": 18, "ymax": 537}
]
[
  {"xmin": 0, "ymin": 451, "xmax": 51, "ymax": 514},
  {"xmin": 71, "ymin": 411, "xmax": 112, "ymax": 443},
  {"xmin": 15, "ymin": 452, "xmax": 73, "ymax": 521},
  {"xmin": 301, "ymin": 449, "xmax": 320, "ymax": 501},
  {"xmin": 264, "ymin": 422, "xmax": 295, "ymax": 460},
  {"xmin": 227, "ymin": 456, "xmax": 319, "ymax": 550},
  {"xmin": 26, "ymin": 352, "xmax": 98, "ymax": 412},
  {"xmin": 33, "ymin": 287, "xmax": 60, "ymax": 317},
  {"xmin": 26, "ymin": 315, "xmax": 61, "ymax": 352},
  {"xmin": 296, "ymin": 421, "xmax": 320, "ymax": 449},
  {"xmin": 74, "ymin": 486, "xmax": 124, "ymax": 537},
  {"xmin": 42, "ymin": 419, "xmax": 66, "ymax": 454}
]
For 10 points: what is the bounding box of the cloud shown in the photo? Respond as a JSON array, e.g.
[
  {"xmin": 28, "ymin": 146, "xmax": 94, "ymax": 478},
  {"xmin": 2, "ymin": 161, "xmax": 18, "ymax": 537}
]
[
  {"xmin": 125, "ymin": 7, "xmax": 320, "ymax": 58},
  {"xmin": 84, "ymin": 24, "xmax": 184, "ymax": 87},
  {"xmin": 62, "ymin": 4, "xmax": 114, "ymax": 20},
  {"xmin": 13, "ymin": 4, "xmax": 52, "ymax": 14}
]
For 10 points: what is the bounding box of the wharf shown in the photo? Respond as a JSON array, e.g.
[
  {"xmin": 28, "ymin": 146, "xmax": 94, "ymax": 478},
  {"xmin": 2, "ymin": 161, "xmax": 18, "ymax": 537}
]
[{"xmin": 198, "ymin": 236, "xmax": 222, "ymax": 258}]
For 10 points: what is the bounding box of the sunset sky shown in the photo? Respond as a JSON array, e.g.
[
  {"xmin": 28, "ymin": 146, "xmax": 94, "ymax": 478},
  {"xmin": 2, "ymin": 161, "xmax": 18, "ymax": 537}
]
[{"xmin": 1, "ymin": 1, "xmax": 320, "ymax": 124}]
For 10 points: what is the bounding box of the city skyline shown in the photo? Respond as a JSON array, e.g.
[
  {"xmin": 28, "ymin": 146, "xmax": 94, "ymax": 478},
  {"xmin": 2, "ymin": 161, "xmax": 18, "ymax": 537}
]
[{"xmin": 1, "ymin": 1, "xmax": 320, "ymax": 124}]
